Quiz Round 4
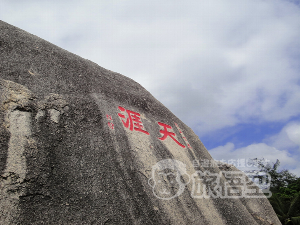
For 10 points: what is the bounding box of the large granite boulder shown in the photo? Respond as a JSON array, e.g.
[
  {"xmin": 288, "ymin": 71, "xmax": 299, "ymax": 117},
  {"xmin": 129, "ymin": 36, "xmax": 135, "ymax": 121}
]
[{"xmin": 0, "ymin": 20, "xmax": 280, "ymax": 224}]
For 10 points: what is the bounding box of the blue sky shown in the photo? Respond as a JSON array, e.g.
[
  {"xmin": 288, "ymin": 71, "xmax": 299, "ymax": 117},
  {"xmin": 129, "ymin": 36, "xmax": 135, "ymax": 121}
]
[{"xmin": 1, "ymin": 0, "xmax": 300, "ymax": 175}]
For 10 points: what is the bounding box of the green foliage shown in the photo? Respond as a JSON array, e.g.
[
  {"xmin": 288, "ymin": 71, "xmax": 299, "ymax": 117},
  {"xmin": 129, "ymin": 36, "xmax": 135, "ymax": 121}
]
[
  {"xmin": 251, "ymin": 159, "xmax": 300, "ymax": 225},
  {"xmin": 253, "ymin": 159, "xmax": 298, "ymax": 194},
  {"xmin": 278, "ymin": 179, "xmax": 300, "ymax": 199},
  {"xmin": 291, "ymin": 217, "xmax": 300, "ymax": 225},
  {"xmin": 268, "ymin": 192, "xmax": 300, "ymax": 225}
]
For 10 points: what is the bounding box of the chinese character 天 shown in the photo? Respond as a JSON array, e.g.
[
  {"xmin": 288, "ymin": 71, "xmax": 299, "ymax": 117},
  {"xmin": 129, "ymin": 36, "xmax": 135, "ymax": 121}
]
[{"xmin": 157, "ymin": 122, "xmax": 186, "ymax": 148}]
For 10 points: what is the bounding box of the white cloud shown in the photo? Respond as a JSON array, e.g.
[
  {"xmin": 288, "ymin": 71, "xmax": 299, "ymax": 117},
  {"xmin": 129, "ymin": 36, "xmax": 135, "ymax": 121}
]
[
  {"xmin": 209, "ymin": 122, "xmax": 300, "ymax": 175},
  {"xmin": 209, "ymin": 142, "xmax": 299, "ymax": 175},
  {"xmin": 265, "ymin": 121, "xmax": 300, "ymax": 151},
  {"xmin": 286, "ymin": 123, "xmax": 300, "ymax": 146}
]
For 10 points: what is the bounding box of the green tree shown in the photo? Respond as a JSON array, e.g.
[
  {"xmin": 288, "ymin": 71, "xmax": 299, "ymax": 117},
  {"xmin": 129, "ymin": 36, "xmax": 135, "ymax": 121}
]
[
  {"xmin": 269, "ymin": 193, "xmax": 300, "ymax": 225},
  {"xmin": 250, "ymin": 158, "xmax": 300, "ymax": 225},
  {"xmin": 252, "ymin": 159, "xmax": 298, "ymax": 194},
  {"xmin": 278, "ymin": 178, "xmax": 300, "ymax": 199}
]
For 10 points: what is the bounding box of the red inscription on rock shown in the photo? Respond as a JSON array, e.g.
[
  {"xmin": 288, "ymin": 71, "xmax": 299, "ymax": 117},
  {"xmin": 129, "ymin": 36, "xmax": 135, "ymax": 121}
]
[
  {"xmin": 174, "ymin": 122, "xmax": 192, "ymax": 149},
  {"xmin": 107, "ymin": 122, "xmax": 114, "ymax": 130},
  {"xmin": 106, "ymin": 114, "xmax": 114, "ymax": 130},
  {"xmin": 118, "ymin": 106, "xmax": 150, "ymax": 135},
  {"xmin": 157, "ymin": 122, "xmax": 186, "ymax": 148},
  {"xmin": 106, "ymin": 114, "xmax": 113, "ymax": 121}
]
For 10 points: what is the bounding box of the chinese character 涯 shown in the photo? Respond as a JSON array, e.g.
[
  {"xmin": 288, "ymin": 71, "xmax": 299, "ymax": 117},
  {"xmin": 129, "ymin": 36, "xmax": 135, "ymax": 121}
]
[
  {"xmin": 157, "ymin": 122, "xmax": 185, "ymax": 148},
  {"xmin": 118, "ymin": 106, "xmax": 149, "ymax": 135}
]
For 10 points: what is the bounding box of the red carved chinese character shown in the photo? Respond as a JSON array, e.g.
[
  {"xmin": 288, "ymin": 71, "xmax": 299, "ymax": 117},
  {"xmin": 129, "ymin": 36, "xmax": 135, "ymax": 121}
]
[
  {"xmin": 175, "ymin": 123, "xmax": 183, "ymax": 133},
  {"xmin": 108, "ymin": 122, "xmax": 114, "ymax": 130},
  {"xmin": 106, "ymin": 114, "xmax": 114, "ymax": 130},
  {"xmin": 106, "ymin": 114, "xmax": 113, "ymax": 121},
  {"xmin": 157, "ymin": 122, "xmax": 185, "ymax": 148},
  {"xmin": 118, "ymin": 106, "xmax": 149, "ymax": 135},
  {"xmin": 174, "ymin": 122, "xmax": 192, "ymax": 149}
]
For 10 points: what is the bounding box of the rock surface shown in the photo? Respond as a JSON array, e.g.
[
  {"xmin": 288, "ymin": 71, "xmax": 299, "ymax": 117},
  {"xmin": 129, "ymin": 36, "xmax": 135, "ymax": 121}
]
[{"xmin": 0, "ymin": 20, "xmax": 281, "ymax": 224}]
